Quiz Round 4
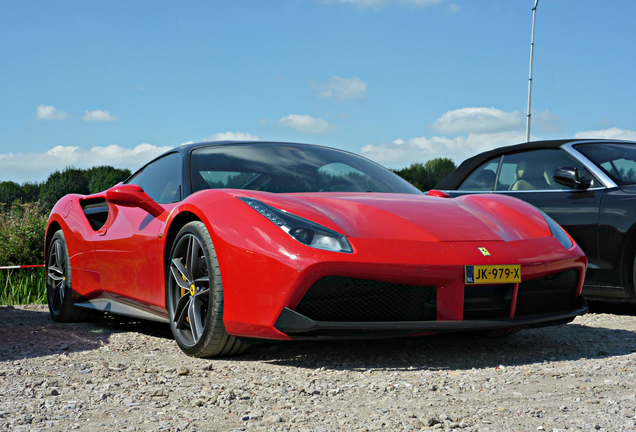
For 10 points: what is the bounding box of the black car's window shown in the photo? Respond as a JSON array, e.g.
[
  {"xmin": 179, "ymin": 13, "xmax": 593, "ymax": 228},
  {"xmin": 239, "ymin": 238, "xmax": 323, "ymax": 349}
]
[
  {"xmin": 457, "ymin": 158, "xmax": 500, "ymax": 191},
  {"xmin": 576, "ymin": 143, "xmax": 636, "ymax": 185},
  {"xmin": 190, "ymin": 143, "xmax": 422, "ymax": 194},
  {"xmin": 126, "ymin": 152, "xmax": 182, "ymax": 203},
  {"xmin": 496, "ymin": 149, "xmax": 594, "ymax": 191}
]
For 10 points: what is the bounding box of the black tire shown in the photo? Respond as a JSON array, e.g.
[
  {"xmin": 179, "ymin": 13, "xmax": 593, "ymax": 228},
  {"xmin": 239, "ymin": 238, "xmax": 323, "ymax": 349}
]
[
  {"xmin": 630, "ymin": 253, "xmax": 636, "ymax": 299},
  {"xmin": 166, "ymin": 221, "xmax": 247, "ymax": 357},
  {"xmin": 46, "ymin": 230, "xmax": 94, "ymax": 322}
]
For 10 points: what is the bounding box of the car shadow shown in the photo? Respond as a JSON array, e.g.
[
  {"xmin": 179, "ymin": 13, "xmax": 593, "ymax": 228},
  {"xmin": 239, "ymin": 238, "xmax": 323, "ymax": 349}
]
[
  {"xmin": 234, "ymin": 319, "xmax": 636, "ymax": 371},
  {"xmin": 0, "ymin": 306, "xmax": 172, "ymax": 363},
  {"xmin": 3, "ymin": 305, "xmax": 635, "ymax": 372},
  {"xmin": 587, "ymin": 298, "xmax": 636, "ymax": 316}
]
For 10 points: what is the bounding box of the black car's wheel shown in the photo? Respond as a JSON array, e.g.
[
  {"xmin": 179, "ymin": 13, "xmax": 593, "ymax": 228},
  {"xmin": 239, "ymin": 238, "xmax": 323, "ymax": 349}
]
[
  {"xmin": 167, "ymin": 221, "xmax": 247, "ymax": 357},
  {"xmin": 630, "ymin": 253, "xmax": 636, "ymax": 298},
  {"xmin": 46, "ymin": 230, "xmax": 94, "ymax": 322}
]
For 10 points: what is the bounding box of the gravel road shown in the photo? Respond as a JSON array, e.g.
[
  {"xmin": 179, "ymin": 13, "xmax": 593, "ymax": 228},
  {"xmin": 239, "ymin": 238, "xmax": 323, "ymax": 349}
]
[{"xmin": 1, "ymin": 303, "xmax": 636, "ymax": 432}]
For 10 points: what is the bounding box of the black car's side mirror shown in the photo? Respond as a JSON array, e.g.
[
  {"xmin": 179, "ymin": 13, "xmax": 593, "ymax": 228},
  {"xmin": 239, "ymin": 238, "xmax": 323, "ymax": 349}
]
[{"xmin": 553, "ymin": 167, "xmax": 593, "ymax": 189}]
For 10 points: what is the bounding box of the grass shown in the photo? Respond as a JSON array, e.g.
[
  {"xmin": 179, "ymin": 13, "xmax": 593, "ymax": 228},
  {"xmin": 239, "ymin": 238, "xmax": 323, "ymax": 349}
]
[{"xmin": 0, "ymin": 267, "xmax": 47, "ymax": 305}]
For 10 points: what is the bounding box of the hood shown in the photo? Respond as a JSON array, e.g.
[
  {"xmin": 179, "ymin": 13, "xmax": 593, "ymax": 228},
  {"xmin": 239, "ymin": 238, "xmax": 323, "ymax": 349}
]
[{"xmin": 240, "ymin": 191, "xmax": 551, "ymax": 243}]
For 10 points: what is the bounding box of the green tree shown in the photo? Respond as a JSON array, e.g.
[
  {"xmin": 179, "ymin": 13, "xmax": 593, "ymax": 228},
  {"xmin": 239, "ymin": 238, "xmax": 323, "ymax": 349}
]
[
  {"xmin": 87, "ymin": 166, "xmax": 132, "ymax": 193},
  {"xmin": 392, "ymin": 163, "xmax": 428, "ymax": 191},
  {"xmin": 39, "ymin": 167, "xmax": 90, "ymax": 211},
  {"xmin": 392, "ymin": 157, "xmax": 457, "ymax": 191},
  {"xmin": 425, "ymin": 157, "xmax": 456, "ymax": 187},
  {"xmin": 19, "ymin": 182, "xmax": 41, "ymax": 203},
  {"xmin": 0, "ymin": 181, "xmax": 21, "ymax": 208}
]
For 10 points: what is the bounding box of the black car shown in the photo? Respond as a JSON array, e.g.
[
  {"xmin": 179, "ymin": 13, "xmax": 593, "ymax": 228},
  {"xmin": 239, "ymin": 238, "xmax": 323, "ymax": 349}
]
[{"xmin": 436, "ymin": 139, "xmax": 636, "ymax": 300}]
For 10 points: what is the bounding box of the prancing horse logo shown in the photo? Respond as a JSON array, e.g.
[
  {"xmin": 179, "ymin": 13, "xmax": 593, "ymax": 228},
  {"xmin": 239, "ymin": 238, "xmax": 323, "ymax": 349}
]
[{"xmin": 478, "ymin": 247, "xmax": 490, "ymax": 256}]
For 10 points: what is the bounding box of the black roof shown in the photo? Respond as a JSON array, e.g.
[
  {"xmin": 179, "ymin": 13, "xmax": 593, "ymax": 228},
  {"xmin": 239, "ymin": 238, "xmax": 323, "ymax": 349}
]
[{"xmin": 435, "ymin": 138, "xmax": 636, "ymax": 190}]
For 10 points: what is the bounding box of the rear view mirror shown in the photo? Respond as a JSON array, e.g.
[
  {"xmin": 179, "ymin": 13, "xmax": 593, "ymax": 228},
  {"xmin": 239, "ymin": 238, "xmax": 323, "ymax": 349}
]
[
  {"xmin": 553, "ymin": 167, "xmax": 592, "ymax": 189},
  {"xmin": 106, "ymin": 184, "xmax": 166, "ymax": 218}
]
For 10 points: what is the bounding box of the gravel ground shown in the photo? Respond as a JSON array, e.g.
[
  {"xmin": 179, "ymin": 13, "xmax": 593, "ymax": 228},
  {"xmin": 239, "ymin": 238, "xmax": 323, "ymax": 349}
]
[{"xmin": 1, "ymin": 302, "xmax": 636, "ymax": 432}]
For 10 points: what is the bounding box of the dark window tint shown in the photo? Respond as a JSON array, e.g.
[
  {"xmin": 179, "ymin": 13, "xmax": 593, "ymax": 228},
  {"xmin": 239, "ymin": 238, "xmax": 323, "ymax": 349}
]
[
  {"xmin": 496, "ymin": 149, "xmax": 594, "ymax": 191},
  {"xmin": 126, "ymin": 152, "xmax": 182, "ymax": 203},
  {"xmin": 190, "ymin": 143, "xmax": 422, "ymax": 194},
  {"xmin": 576, "ymin": 143, "xmax": 636, "ymax": 186},
  {"xmin": 457, "ymin": 158, "xmax": 500, "ymax": 191}
]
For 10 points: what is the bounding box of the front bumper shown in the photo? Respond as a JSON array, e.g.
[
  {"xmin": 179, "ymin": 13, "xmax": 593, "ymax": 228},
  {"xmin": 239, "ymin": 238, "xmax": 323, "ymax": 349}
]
[{"xmin": 275, "ymin": 296, "xmax": 588, "ymax": 340}]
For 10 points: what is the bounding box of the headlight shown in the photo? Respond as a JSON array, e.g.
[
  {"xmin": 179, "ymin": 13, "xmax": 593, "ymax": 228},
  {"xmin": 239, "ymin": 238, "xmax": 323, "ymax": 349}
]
[
  {"xmin": 239, "ymin": 197, "xmax": 352, "ymax": 253},
  {"xmin": 540, "ymin": 211, "xmax": 573, "ymax": 250}
]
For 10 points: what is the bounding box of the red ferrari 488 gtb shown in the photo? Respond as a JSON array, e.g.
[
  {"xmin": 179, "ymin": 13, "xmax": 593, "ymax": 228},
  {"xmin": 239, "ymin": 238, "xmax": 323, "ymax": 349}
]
[{"xmin": 45, "ymin": 141, "xmax": 588, "ymax": 357}]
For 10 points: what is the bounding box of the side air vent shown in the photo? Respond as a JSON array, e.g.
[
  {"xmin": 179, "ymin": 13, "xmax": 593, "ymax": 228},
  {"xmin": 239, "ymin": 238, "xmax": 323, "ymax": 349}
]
[{"xmin": 80, "ymin": 198, "xmax": 109, "ymax": 231}]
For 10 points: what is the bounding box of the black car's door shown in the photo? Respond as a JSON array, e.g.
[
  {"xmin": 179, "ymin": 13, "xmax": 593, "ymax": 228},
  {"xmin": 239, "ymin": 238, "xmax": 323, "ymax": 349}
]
[{"xmin": 448, "ymin": 148, "xmax": 604, "ymax": 285}]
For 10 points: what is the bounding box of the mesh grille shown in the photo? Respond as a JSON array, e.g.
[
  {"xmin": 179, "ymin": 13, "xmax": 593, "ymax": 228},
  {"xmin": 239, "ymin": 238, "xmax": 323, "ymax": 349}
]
[
  {"xmin": 515, "ymin": 269, "xmax": 579, "ymax": 316},
  {"xmin": 463, "ymin": 284, "xmax": 514, "ymax": 320},
  {"xmin": 294, "ymin": 277, "xmax": 436, "ymax": 322}
]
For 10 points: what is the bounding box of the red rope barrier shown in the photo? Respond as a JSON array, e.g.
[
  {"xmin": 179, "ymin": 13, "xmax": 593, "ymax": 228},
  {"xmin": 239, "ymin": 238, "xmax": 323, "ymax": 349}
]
[{"xmin": 0, "ymin": 265, "xmax": 45, "ymax": 270}]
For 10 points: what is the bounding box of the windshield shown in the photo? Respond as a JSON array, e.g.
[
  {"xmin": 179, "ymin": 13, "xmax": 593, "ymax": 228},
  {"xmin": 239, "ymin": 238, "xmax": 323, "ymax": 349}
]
[
  {"xmin": 575, "ymin": 143, "xmax": 636, "ymax": 186},
  {"xmin": 190, "ymin": 143, "xmax": 422, "ymax": 195}
]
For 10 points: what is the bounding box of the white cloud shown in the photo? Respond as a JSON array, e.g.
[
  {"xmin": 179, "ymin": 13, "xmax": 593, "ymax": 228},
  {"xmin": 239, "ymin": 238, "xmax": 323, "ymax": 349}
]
[
  {"xmin": 533, "ymin": 110, "xmax": 563, "ymax": 133},
  {"xmin": 361, "ymin": 131, "xmax": 527, "ymax": 167},
  {"xmin": 36, "ymin": 104, "xmax": 69, "ymax": 120},
  {"xmin": 313, "ymin": 76, "xmax": 368, "ymax": 101},
  {"xmin": 0, "ymin": 144, "xmax": 173, "ymax": 183},
  {"xmin": 575, "ymin": 127, "xmax": 636, "ymax": 141},
  {"xmin": 446, "ymin": 4, "xmax": 460, "ymax": 13},
  {"xmin": 83, "ymin": 110, "xmax": 117, "ymax": 122},
  {"xmin": 279, "ymin": 114, "xmax": 336, "ymax": 134},
  {"xmin": 431, "ymin": 107, "xmax": 523, "ymax": 134},
  {"xmin": 203, "ymin": 132, "xmax": 259, "ymax": 142}
]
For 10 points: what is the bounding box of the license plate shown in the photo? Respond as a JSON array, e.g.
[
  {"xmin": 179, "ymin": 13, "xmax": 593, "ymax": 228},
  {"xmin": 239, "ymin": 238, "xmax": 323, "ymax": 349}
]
[{"xmin": 465, "ymin": 265, "xmax": 521, "ymax": 284}]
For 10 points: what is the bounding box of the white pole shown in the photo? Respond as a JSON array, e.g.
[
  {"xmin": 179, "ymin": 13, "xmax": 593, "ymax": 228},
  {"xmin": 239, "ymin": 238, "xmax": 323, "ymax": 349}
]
[{"xmin": 526, "ymin": 0, "xmax": 539, "ymax": 142}]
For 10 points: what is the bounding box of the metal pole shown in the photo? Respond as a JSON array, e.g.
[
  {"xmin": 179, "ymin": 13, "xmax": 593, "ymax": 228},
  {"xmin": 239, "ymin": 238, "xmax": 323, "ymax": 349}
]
[{"xmin": 526, "ymin": 0, "xmax": 538, "ymax": 142}]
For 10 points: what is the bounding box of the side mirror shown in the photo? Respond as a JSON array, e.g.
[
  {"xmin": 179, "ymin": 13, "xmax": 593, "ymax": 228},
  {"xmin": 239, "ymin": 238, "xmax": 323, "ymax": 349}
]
[
  {"xmin": 553, "ymin": 167, "xmax": 593, "ymax": 189},
  {"xmin": 106, "ymin": 184, "xmax": 166, "ymax": 218},
  {"xmin": 428, "ymin": 189, "xmax": 451, "ymax": 198}
]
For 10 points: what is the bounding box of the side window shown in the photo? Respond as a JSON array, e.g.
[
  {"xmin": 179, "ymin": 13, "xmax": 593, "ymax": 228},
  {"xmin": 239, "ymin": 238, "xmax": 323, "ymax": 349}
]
[
  {"xmin": 457, "ymin": 158, "xmax": 499, "ymax": 191},
  {"xmin": 126, "ymin": 152, "xmax": 182, "ymax": 203},
  {"xmin": 601, "ymin": 159, "xmax": 636, "ymax": 183},
  {"xmin": 497, "ymin": 149, "xmax": 594, "ymax": 191}
]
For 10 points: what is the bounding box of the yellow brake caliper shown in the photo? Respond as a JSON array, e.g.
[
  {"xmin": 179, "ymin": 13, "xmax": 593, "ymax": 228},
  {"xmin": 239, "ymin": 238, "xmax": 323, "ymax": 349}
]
[{"xmin": 180, "ymin": 272, "xmax": 191, "ymax": 323}]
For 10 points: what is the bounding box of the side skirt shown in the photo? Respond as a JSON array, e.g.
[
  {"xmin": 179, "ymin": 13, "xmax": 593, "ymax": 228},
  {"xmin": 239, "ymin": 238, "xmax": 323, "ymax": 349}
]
[{"xmin": 74, "ymin": 292, "xmax": 169, "ymax": 323}]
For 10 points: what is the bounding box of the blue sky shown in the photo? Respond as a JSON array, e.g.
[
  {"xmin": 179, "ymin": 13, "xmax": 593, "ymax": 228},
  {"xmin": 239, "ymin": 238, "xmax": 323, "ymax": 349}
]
[{"xmin": 2, "ymin": 0, "xmax": 635, "ymax": 183}]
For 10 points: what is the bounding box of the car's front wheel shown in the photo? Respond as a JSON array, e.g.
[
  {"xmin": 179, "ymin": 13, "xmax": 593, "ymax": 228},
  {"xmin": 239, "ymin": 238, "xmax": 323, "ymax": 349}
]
[{"xmin": 166, "ymin": 221, "xmax": 247, "ymax": 357}]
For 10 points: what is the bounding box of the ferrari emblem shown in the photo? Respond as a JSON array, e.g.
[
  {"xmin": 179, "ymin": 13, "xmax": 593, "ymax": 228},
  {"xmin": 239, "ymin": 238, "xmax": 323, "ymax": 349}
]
[
  {"xmin": 190, "ymin": 284, "xmax": 196, "ymax": 296},
  {"xmin": 478, "ymin": 247, "xmax": 491, "ymax": 256}
]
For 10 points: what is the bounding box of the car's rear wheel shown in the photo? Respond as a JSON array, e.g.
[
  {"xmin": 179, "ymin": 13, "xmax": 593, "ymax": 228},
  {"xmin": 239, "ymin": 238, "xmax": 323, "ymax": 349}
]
[
  {"xmin": 167, "ymin": 221, "xmax": 247, "ymax": 357},
  {"xmin": 46, "ymin": 230, "xmax": 94, "ymax": 322}
]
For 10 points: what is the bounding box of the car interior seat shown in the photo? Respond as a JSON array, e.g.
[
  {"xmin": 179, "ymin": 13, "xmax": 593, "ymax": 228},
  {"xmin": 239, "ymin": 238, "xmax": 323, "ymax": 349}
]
[
  {"xmin": 509, "ymin": 159, "xmax": 552, "ymax": 190},
  {"xmin": 543, "ymin": 160, "xmax": 563, "ymax": 189}
]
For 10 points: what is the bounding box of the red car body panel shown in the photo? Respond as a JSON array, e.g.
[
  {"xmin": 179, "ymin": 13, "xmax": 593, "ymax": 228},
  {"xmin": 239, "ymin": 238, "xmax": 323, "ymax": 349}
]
[
  {"xmin": 46, "ymin": 187, "xmax": 586, "ymax": 340},
  {"xmin": 45, "ymin": 141, "xmax": 587, "ymax": 345}
]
